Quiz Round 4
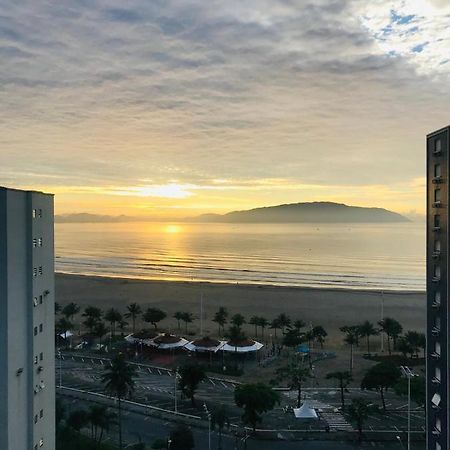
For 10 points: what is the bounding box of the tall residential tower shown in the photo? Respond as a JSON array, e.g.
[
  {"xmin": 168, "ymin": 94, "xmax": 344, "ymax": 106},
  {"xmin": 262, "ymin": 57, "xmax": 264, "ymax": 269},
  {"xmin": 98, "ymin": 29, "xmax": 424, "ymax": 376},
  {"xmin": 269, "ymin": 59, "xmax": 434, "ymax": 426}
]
[
  {"xmin": 427, "ymin": 126, "xmax": 450, "ymax": 450},
  {"xmin": 0, "ymin": 187, "xmax": 55, "ymax": 450}
]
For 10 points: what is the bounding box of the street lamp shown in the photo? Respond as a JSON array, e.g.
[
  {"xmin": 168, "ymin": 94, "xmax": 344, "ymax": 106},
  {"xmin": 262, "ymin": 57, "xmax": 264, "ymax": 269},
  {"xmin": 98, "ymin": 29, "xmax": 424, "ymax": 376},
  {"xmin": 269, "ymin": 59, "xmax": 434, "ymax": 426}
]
[
  {"xmin": 400, "ymin": 366, "xmax": 418, "ymax": 450},
  {"xmin": 57, "ymin": 348, "xmax": 62, "ymax": 388},
  {"xmin": 174, "ymin": 367, "xmax": 178, "ymax": 413},
  {"xmin": 203, "ymin": 403, "xmax": 211, "ymax": 450},
  {"xmin": 396, "ymin": 435, "xmax": 405, "ymax": 449}
]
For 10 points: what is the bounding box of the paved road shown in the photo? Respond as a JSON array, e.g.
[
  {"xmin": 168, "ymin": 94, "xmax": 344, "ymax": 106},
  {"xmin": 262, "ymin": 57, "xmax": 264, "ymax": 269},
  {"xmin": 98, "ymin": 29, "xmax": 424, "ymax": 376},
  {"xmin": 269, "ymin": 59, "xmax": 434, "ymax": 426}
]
[{"xmin": 59, "ymin": 393, "xmax": 425, "ymax": 450}]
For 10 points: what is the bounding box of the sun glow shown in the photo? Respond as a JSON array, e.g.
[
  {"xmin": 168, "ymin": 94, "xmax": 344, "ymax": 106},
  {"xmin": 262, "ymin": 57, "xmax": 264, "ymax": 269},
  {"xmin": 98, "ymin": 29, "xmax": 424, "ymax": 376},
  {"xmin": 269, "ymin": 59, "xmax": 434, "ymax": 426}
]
[{"xmin": 164, "ymin": 224, "xmax": 182, "ymax": 234}]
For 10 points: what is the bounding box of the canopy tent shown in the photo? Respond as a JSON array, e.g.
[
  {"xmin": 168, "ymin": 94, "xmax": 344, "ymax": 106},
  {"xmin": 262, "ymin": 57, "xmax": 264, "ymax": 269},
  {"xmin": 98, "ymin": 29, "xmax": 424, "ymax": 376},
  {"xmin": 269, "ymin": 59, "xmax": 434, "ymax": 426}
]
[
  {"xmin": 222, "ymin": 339, "xmax": 264, "ymax": 353},
  {"xmin": 125, "ymin": 330, "xmax": 159, "ymax": 346},
  {"xmin": 185, "ymin": 337, "xmax": 226, "ymax": 353},
  {"xmin": 58, "ymin": 330, "xmax": 74, "ymax": 339},
  {"xmin": 152, "ymin": 334, "xmax": 189, "ymax": 350},
  {"xmin": 293, "ymin": 403, "xmax": 319, "ymax": 419}
]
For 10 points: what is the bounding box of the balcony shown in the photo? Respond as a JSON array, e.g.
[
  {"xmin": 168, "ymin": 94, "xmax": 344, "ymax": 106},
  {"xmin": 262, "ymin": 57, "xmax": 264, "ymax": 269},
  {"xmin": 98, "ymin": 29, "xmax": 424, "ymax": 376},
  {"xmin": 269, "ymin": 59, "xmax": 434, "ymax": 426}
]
[
  {"xmin": 433, "ymin": 201, "xmax": 443, "ymax": 208},
  {"xmin": 432, "ymin": 377, "xmax": 441, "ymax": 385},
  {"xmin": 431, "ymin": 351, "xmax": 441, "ymax": 359},
  {"xmin": 432, "ymin": 300, "xmax": 441, "ymax": 308},
  {"xmin": 434, "ymin": 149, "xmax": 443, "ymax": 156},
  {"xmin": 433, "ymin": 251, "xmax": 441, "ymax": 259},
  {"xmin": 433, "ymin": 226, "xmax": 441, "ymax": 232},
  {"xmin": 433, "ymin": 176, "xmax": 444, "ymax": 184},
  {"xmin": 432, "ymin": 276, "xmax": 441, "ymax": 283},
  {"xmin": 432, "ymin": 428, "xmax": 441, "ymax": 436},
  {"xmin": 432, "ymin": 327, "xmax": 441, "ymax": 336}
]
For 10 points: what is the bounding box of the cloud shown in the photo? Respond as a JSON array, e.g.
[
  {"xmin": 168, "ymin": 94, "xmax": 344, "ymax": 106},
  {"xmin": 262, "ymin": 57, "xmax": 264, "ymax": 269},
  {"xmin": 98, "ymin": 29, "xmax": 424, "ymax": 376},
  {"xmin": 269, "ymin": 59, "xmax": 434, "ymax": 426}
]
[{"xmin": 0, "ymin": 0, "xmax": 449, "ymax": 213}]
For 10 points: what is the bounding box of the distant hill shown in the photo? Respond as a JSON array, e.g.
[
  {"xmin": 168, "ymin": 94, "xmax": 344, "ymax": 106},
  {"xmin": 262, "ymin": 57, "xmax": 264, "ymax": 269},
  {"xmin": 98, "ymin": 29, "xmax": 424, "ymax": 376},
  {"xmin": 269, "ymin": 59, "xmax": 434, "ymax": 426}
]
[
  {"xmin": 187, "ymin": 202, "xmax": 409, "ymax": 223},
  {"xmin": 55, "ymin": 213, "xmax": 137, "ymax": 223}
]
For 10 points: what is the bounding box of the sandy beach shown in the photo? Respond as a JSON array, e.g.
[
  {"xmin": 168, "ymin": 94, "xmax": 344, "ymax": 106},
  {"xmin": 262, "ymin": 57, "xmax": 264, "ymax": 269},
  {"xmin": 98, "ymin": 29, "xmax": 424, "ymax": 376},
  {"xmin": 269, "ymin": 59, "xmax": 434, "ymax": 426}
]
[{"xmin": 56, "ymin": 273, "xmax": 425, "ymax": 345}]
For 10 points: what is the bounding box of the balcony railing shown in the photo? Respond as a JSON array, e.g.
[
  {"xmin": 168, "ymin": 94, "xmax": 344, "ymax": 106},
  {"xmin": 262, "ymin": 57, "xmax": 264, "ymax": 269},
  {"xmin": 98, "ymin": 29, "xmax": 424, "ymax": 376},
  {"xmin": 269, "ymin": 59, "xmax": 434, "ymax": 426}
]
[
  {"xmin": 432, "ymin": 327, "xmax": 441, "ymax": 336},
  {"xmin": 432, "ymin": 276, "xmax": 441, "ymax": 283},
  {"xmin": 431, "ymin": 351, "xmax": 441, "ymax": 359},
  {"xmin": 432, "ymin": 428, "xmax": 441, "ymax": 436},
  {"xmin": 433, "ymin": 251, "xmax": 441, "ymax": 259},
  {"xmin": 433, "ymin": 226, "xmax": 441, "ymax": 232},
  {"xmin": 432, "ymin": 377, "xmax": 441, "ymax": 385},
  {"xmin": 433, "ymin": 201, "xmax": 443, "ymax": 208},
  {"xmin": 433, "ymin": 176, "xmax": 444, "ymax": 184},
  {"xmin": 432, "ymin": 300, "xmax": 441, "ymax": 308}
]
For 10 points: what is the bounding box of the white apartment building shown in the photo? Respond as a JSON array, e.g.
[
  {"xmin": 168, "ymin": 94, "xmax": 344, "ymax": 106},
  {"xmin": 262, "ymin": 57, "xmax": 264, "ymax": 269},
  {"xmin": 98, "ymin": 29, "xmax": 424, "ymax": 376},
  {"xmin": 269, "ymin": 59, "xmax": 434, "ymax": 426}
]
[{"xmin": 0, "ymin": 187, "xmax": 55, "ymax": 450}]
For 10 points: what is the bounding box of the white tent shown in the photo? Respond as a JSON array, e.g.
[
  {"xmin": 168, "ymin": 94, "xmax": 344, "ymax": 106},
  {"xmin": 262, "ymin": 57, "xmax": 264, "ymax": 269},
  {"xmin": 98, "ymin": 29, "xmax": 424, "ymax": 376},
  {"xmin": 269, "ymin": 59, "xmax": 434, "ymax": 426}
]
[
  {"xmin": 222, "ymin": 340, "xmax": 264, "ymax": 353},
  {"xmin": 58, "ymin": 330, "xmax": 74, "ymax": 338},
  {"xmin": 185, "ymin": 339, "xmax": 226, "ymax": 353},
  {"xmin": 293, "ymin": 403, "xmax": 318, "ymax": 419},
  {"xmin": 125, "ymin": 332, "xmax": 159, "ymax": 346},
  {"xmin": 153, "ymin": 334, "xmax": 189, "ymax": 350}
]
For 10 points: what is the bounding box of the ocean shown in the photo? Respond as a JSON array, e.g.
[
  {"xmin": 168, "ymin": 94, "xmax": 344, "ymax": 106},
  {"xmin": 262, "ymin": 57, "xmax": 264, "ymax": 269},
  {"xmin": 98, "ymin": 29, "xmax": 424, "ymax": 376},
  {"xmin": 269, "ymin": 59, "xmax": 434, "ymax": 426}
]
[{"xmin": 55, "ymin": 221, "xmax": 425, "ymax": 291}]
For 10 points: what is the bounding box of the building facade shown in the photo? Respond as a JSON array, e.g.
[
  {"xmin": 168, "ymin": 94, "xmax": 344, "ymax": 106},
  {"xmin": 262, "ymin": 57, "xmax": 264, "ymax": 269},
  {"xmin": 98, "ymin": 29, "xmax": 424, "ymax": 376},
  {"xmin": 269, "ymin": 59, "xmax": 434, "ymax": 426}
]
[
  {"xmin": 427, "ymin": 126, "xmax": 450, "ymax": 450},
  {"xmin": 0, "ymin": 187, "xmax": 55, "ymax": 450}
]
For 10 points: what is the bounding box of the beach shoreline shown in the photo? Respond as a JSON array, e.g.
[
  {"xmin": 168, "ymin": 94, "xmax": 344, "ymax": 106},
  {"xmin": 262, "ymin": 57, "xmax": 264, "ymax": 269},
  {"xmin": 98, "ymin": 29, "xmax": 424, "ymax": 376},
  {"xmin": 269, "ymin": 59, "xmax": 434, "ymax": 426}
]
[{"xmin": 56, "ymin": 272, "xmax": 426, "ymax": 342}]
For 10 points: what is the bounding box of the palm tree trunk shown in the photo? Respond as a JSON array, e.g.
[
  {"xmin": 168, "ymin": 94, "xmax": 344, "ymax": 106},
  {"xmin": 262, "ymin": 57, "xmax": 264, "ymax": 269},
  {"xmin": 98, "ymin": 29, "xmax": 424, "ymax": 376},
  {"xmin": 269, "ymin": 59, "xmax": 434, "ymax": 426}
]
[
  {"xmin": 380, "ymin": 388, "xmax": 386, "ymax": 411},
  {"xmin": 339, "ymin": 380, "xmax": 345, "ymax": 409},
  {"xmin": 366, "ymin": 336, "xmax": 370, "ymax": 355},
  {"xmin": 297, "ymin": 383, "xmax": 302, "ymax": 408},
  {"xmin": 132, "ymin": 316, "xmax": 136, "ymax": 334},
  {"xmin": 387, "ymin": 335, "xmax": 391, "ymax": 356},
  {"xmin": 349, "ymin": 344, "xmax": 353, "ymax": 375}
]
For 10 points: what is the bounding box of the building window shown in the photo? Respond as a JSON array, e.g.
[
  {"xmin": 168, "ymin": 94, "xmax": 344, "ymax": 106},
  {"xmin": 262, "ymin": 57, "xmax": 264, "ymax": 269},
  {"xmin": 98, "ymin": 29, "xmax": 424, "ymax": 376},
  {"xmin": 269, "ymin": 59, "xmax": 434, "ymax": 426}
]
[
  {"xmin": 38, "ymin": 209, "xmax": 42, "ymax": 218},
  {"xmin": 39, "ymin": 352, "xmax": 43, "ymax": 361},
  {"xmin": 435, "ymin": 164, "xmax": 442, "ymax": 177},
  {"xmin": 34, "ymin": 326, "xmax": 38, "ymax": 336},
  {"xmin": 33, "ymin": 238, "xmax": 37, "ymax": 248},
  {"xmin": 32, "ymin": 209, "xmax": 37, "ymax": 219},
  {"xmin": 39, "ymin": 438, "xmax": 44, "ymax": 447},
  {"xmin": 434, "ymin": 265, "xmax": 441, "ymax": 279},
  {"xmin": 38, "ymin": 237, "xmax": 43, "ymax": 247},
  {"xmin": 435, "ymin": 139, "xmax": 442, "ymax": 153},
  {"xmin": 34, "ymin": 356, "xmax": 38, "ymax": 364},
  {"xmin": 33, "ymin": 297, "xmax": 38, "ymax": 307},
  {"xmin": 39, "ymin": 295, "xmax": 43, "ymax": 304},
  {"xmin": 435, "ymin": 341, "xmax": 441, "ymax": 355},
  {"xmin": 436, "ymin": 317, "xmax": 441, "ymax": 329},
  {"xmin": 34, "ymin": 445, "xmax": 38, "ymax": 450},
  {"xmin": 437, "ymin": 442, "xmax": 441, "ymax": 450},
  {"xmin": 435, "ymin": 189, "xmax": 441, "ymax": 202},
  {"xmin": 40, "ymin": 409, "xmax": 43, "ymax": 418},
  {"xmin": 434, "ymin": 215, "xmax": 441, "ymax": 227},
  {"xmin": 435, "ymin": 240, "xmax": 441, "ymax": 251},
  {"xmin": 33, "ymin": 268, "xmax": 37, "ymax": 277},
  {"xmin": 432, "ymin": 392, "xmax": 441, "ymax": 407},
  {"xmin": 34, "ymin": 414, "xmax": 38, "ymax": 424},
  {"xmin": 39, "ymin": 323, "xmax": 43, "ymax": 333},
  {"xmin": 38, "ymin": 266, "xmax": 43, "ymax": 276},
  {"xmin": 435, "ymin": 366, "xmax": 441, "ymax": 382}
]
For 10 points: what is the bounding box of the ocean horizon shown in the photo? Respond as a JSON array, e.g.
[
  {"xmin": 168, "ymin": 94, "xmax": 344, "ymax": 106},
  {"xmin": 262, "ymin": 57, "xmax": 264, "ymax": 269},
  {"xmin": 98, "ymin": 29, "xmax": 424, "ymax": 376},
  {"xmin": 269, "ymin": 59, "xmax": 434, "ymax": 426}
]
[{"xmin": 55, "ymin": 221, "xmax": 425, "ymax": 292}]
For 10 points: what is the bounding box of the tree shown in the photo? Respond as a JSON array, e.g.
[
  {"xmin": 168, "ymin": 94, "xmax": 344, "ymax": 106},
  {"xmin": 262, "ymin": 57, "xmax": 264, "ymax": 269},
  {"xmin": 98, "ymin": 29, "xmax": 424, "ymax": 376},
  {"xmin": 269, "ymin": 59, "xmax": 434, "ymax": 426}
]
[
  {"xmin": 293, "ymin": 319, "xmax": 306, "ymax": 331},
  {"xmin": 326, "ymin": 371, "xmax": 352, "ymax": 409},
  {"xmin": 143, "ymin": 307, "xmax": 166, "ymax": 329},
  {"xmin": 118, "ymin": 318, "xmax": 128, "ymax": 336},
  {"xmin": 340, "ymin": 325, "xmax": 362, "ymax": 347},
  {"xmin": 173, "ymin": 311, "xmax": 184, "ymax": 330},
  {"xmin": 101, "ymin": 353, "xmax": 137, "ymax": 449},
  {"xmin": 62, "ymin": 302, "xmax": 80, "ymax": 322},
  {"xmin": 358, "ymin": 321, "xmax": 379, "ymax": 355},
  {"xmin": 88, "ymin": 404, "xmax": 117, "ymax": 446},
  {"xmin": 378, "ymin": 317, "xmax": 403, "ymax": 355},
  {"xmin": 82, "ymin": 306, "xmax": 102, "ymax": 334},
  {"xmin": 361, "ymin": 363, "xmax": 401, "ymax": 411},
  {"xmin": 211, "ymin": 404, "xmax": 230, "ymax": 450},
  {"xmin": 55, "ymin": 301, "xmax": 62, "ymax": 315},
  {"xmin": 169, "ymin": 425, "xmax": 195, "ymax": 450},
  {"xmin": 226, "ymin": 325, "xmax": 247, "ymax": 369},
  {"xmin": 270, "ymin": 318, "xmax": 282, "ymax": 338},
  {"xmin": 178, "ymin": 363, "xmax": 207, "ymax": 406},
  {"xmin": 394, "ymin": 376, "xmax": 426, "ymax": 410},
  {"xmin": 282, "ymin": 328, "xmax": 304, "ymax": 351},
  {"xmin": 212, "ymin": 307, "xmax": 228, "ymax": 335},
  {"xmin": 234, "ymin": 383, "xmax": 280, "ymax": 431},
  {"xmin": 397, "ymin": 336, "xmax": 414, "ymax": 358},
  {"xmin": 276, "ymin": 313, "xmax": 291, "ymax": 333},
  {"xmin": 66, "ymin": 409, "xmax": 89, "ymax": 446},
  {"xmin": 404, "ymin": 331, "xmax": 425, "ymax": 358},
  {"xmin": 342, "ymin": 328, "xmax": 358, "ymax": 375},
  {"xmin": 231, "ymin": 313, "xmax": 246, "ymax": 329},
  {"xmin": 180, "ymin": 312, "xmax": 194, "ymax": 333},
  {"xmin": 104, "ymin": 308, "xmax": 122, "ymax": 337},
  {"xmin": 312, "ymin": 325, "xmax": 327, "ymax": 349},
  {"xmin": 276, "ymin": 361, "xmax": 310, "ymax": 407},
  {"xmin": 249, "ymin": 316, "xmax": 260, "ymax": 337},
  {"xmin": 257, "ymin": 317, "xmax": 269, "ymax": 338},
  {"xmin": 125, "ymin": 303, "xmax": 142, "ymax": 334},
  {"xmin": 94, "ymin": 321, "xmax": 108, "ymax": 348},
  {"xmin": 347, "ymin": 398, "xmax": 373, "ymax": 442}
]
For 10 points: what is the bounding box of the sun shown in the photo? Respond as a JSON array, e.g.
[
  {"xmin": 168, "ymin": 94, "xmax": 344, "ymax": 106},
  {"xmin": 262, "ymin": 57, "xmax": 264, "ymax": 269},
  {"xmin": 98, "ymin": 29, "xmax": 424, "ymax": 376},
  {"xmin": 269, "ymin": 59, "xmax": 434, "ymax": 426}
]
[{"xmin": 164, "ymin": 224, "xmax": 182, "ymax": 234}]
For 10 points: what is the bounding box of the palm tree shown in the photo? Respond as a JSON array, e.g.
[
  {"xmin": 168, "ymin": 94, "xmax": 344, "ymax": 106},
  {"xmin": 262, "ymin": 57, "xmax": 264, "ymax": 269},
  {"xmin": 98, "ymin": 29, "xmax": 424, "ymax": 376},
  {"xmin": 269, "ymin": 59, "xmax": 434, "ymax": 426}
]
[
  {"xmin": 88, "ymin": 404, "xmax": 117, "ymax": 445},
  {"xmin": 62, "ymin": 302, "xmax": 80, "ymax": 322},
  {"xmin": 343, "ymin": 329, "xmax": 358, "ymax": 375},
  {"xmin": 347, "ymin": 398, "xmax": 372, "ymax": 442},
  {"xmin": 257, "ymin": 317, "xmax": 269, "ymax": 338},
  {"xmin": 173, "ymin": 311, "xmax": 184, "ymax": 330},
  {"xmin": 211, "ymin": 405, "xmax": 230, "ymax": 450},
  {"xmin": 101, "ymin": 353, "xmax": 137, "ymax": 450},
  {"xmin": 105, "ymin": 308, "xmax": 122, "ymax": 337},
  {"xmin": 270, "ymin": 318, "xmax": 282, "ymax": 338},
  {"xmin": 94, "ymin": 322, "xmax": 108, "ymax": 349},
  {"xmin": 118, "ymin": 318, "xmax": 128, "ymax": 337},
  {"xmin": 312, "ymin": 325, "xmax": 327, "ymax": 349},
  {"xmin": 124, "ymin": 303, "xmax": 142, "ymax": 334},
  {"xmin": 231, "ymin": 313, "xmax": 246, "ymax": 330},
  {"xmin": 212, "ymin": 307, "xmax": 228, "ymax": 335},
  {"xmin": 326, "ymin": 371, "xmax": 352, "ymax": 408},
  {"xmin": 143, "ymin": 307, "xmax": 166, "ymax": 329},
  {"xmin": 82, "ymin": 306, "xmax": 102, "ymax": 334},
  {"xmin": 181, "ymin": 312, "xmax": 194, "ymax": 333},
  {"xmin": 276, "ymin": 313, "xmax": 291, "ymax": 333},
  {"xmin": 358, "ymin": 321, "xmax": 379, "ymax": 356},
  {"xmin": 378, "ymin": 317, "xmax": 403, "ymax": 355},
  {"xmin": 276, "ymin": 360, "xmax": 310, "ymax": 407},
  {"xmin": 226, "ymin": 325, "xmax": 246, "ymax": 369},
  {"xmin": 293, "ymin": 319, "xmax": 306, "ymax": 331},
  {"xmin": 249, "ymin": 316, "xmax": 260, "ymax": 337}
]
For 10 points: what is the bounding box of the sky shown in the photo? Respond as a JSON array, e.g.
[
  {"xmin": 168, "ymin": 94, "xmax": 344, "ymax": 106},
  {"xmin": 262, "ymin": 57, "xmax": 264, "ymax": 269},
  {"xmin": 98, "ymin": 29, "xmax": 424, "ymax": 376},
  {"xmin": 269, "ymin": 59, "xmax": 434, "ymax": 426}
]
[{"xmin": 1, "ymin": 0, "xmax": 450, "ymax": 219}]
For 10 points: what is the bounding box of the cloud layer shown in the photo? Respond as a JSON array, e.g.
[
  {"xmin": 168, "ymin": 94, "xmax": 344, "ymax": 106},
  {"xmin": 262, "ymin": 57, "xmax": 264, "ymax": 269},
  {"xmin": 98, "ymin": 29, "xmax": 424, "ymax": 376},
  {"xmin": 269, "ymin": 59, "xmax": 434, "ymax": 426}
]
[{"xmin": 0, "ymin": 0, "xmax": 449, "ymax": 214}]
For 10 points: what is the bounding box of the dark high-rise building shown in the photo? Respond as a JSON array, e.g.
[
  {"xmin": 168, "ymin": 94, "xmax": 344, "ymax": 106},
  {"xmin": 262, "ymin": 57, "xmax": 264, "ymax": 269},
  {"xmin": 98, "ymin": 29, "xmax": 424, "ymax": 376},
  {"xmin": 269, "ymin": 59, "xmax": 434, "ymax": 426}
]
[{"xmin": 427, "ymin": 126, "xmax": 450, "ymax": 450}]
